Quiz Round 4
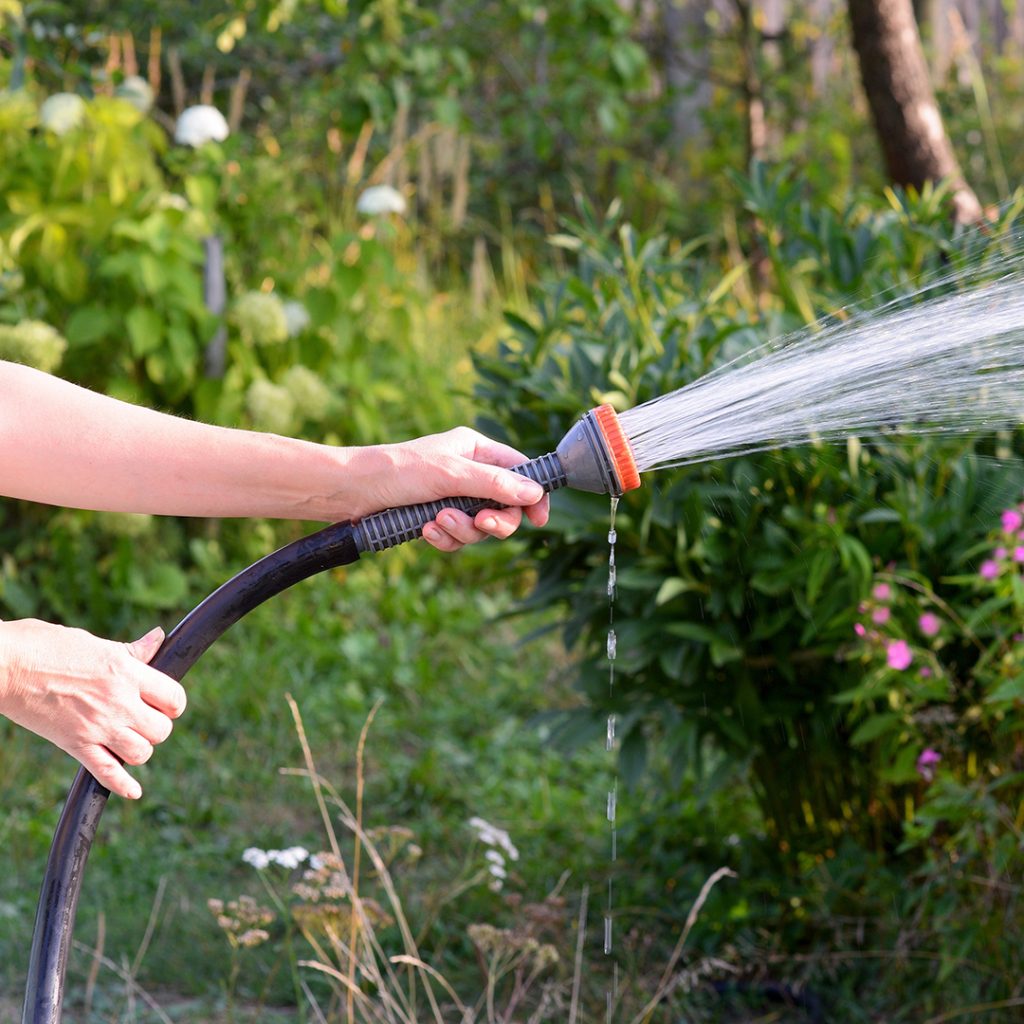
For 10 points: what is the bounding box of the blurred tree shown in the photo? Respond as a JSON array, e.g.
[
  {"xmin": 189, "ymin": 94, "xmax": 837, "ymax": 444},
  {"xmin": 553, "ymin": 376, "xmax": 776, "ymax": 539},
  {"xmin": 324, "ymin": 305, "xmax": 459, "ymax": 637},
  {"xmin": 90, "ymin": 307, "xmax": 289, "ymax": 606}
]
[{"xmin": 847, "ymin": 0, "xmax": 982, "ymax": 223}]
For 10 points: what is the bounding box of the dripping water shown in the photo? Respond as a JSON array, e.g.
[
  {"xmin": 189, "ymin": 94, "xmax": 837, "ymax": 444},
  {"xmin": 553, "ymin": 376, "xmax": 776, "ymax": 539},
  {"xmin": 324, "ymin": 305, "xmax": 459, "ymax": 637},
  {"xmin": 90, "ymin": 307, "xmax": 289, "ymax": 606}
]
[{"xmin": 604, "ymin": 496, "xmax": 620, "ymax": 1014}]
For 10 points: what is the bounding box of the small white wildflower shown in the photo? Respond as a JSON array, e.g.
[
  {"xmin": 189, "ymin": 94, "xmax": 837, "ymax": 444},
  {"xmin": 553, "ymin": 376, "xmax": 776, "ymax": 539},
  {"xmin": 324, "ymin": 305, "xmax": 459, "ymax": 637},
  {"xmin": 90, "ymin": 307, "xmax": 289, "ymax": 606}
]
[
  {"xmin": 282, "ymin": 300, "xmax": 311, "ymax": 337},
  {"xmin": 174, "ymin": 104, "xmax": 229, "ymax": 147},
  {"xmin": 468, "ymin": 816, "xmax": 520, "ymax": 862},
  {"xmin": 356, "ymin": 184, "xmax": 406, "ymax": 216},
  {"xmin": 310, "ymin": 854, "xmax": 325, "ymax": 870},
  {"xmin": 115, "ymin": 75, "xmax": 154, "ymax": 114},
  {"xmin": 484, "ymin": 850, "xmax": 504, "ymax": 866},
  {"xmin": 488, "ymin": 862, "xmax": 507, "ymax": 880},
  {"xmin": 40, "ymin": 93, "xmax": 85, "ymax": 135},
  {"xmin": 269, "ymin": 846, "xmax": 309, "ymax": 870},
  {"xmin": 242, "ymin": 847, "xmax": 271, "ymax": 870},
  {"xmin": 726, "ymin": 833, "xmax": 741, "ymax": 847}
]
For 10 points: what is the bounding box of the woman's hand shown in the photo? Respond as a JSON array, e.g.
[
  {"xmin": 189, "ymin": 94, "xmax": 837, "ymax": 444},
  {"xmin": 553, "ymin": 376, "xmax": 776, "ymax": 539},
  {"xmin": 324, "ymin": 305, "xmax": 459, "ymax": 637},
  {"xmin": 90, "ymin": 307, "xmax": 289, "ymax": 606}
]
[
  {"xmin": 351, "ymin": 427, "xmax": 551, "ymax": 551},
  {"xmin": 0, "ymin": 619, "xmax": 187, "ymax": 799}
]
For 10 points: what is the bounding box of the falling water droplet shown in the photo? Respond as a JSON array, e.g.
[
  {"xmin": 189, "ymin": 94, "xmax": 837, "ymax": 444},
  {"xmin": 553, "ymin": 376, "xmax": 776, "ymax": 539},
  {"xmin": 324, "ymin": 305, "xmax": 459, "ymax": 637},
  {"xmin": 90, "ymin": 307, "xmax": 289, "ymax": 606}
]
[
  {"xmin": 607, "ymin": 629, "xmax": 617, "ymax": 660},
  {"xmin": 607, "ymin": 786, "xmax": 617, "ymax": 822},
  {"xmin": 603, "ymin": 914, "xmax": 612, "ymax": 955},
  {"xmin": 606, "ymin": 714, "xmax": 616, "ymax": 750},
  {"xmin": 608, "ymin": 528, "xmax": 617, "ymax": 545}
]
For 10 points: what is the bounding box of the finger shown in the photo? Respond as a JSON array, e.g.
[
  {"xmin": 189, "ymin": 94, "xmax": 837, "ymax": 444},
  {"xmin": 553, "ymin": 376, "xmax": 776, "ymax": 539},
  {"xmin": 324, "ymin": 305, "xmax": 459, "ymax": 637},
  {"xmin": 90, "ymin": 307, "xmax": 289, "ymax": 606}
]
[
  {"xmin": 473, "ymin": 507, "xmax": 522, "ymax": 540},
  {"xmin": 436, "ymin": 509, "xmax": 489, "ymax": 546},
  {"xmin": 109, "ymin": 728, "xmax": 155, "ymax": 766},
  {"xmin": 422, "ymin": 523, "xmax": 463, "ymax": 552},
  {"xmin": 78, "ymin": 744, "xmax": 142, "ymax": 800},
  {"xmin": 524, "ymin": 494, "xmax": 550, "ymax": 528},
  {"xmin": 126, "ymin": 626, "xmax": 165, "ymax": 664},
  {"xmin": 138, "ymin": 668, "xmax": 187, "ymax": 719},
  {"xmin": 131, "ymin": 702, "xmax": 174, "ymax": 746}
]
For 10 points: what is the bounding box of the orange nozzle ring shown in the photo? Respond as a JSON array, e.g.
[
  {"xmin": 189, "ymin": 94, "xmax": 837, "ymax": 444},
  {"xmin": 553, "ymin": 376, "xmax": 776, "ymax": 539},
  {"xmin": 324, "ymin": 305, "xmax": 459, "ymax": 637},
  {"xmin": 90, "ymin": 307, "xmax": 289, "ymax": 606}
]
[{"xmin": 592, "ymin": 404, "xmax": 641, "ymax": 493}]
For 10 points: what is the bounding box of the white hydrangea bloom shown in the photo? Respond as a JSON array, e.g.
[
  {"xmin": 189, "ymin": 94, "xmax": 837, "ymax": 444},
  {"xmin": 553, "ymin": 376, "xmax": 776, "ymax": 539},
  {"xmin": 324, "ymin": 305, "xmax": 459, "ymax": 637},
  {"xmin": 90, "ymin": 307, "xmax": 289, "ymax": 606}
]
[
  {"xmin": 115, "ymin": 75, "xmax": 154, "ymax": 114},
  {"xmin": 0, "ymin": 320, "xmax": 67, "ymax": 373},
  {"xmin": 282, "ymin": 300, "xmax": 311, "ymax": 337},
  {"xmin": 232, "ymin": 291, "xmax": 288, "ymax": 346},
  {"xmin": 246, "ymin": 379, "xmax": 295, "ymax": 435},
  {"xmin": 40, "ymin": 93, "xmax": 85, "ymax": 135},
  {"xmin": 356, "ymin": 184, "xmax": 407, "ymax": 216},
  {"xmin": 174, "ymin": 104, "xmax": 229, "ymax": 147},
  {"xmin": 283, "ymin": 364, "xmax": 332, "ymax": 421},
  {"xmin": 242, "ymin": 847, "xmax": 271, "ymax": 870}
]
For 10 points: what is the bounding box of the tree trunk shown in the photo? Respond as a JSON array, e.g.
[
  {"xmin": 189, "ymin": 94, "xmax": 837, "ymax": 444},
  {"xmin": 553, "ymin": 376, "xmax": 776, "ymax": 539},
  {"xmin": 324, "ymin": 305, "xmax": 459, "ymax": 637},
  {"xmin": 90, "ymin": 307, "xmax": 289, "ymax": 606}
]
[
  {"xmin": 847, "ymin": 0, "xmax": 982, "ymax": 224},
  {"xmin": 663, "ymin": 0, "xmax": 712, "ymax": 150}
]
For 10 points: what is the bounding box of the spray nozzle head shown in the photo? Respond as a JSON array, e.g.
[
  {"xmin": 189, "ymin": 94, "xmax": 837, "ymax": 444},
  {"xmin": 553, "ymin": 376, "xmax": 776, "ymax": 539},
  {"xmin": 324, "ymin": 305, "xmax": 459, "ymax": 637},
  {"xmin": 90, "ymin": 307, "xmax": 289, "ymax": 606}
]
[{"xmin": 556, "ymin": 404, "xmax": 641, "ymax": 496}]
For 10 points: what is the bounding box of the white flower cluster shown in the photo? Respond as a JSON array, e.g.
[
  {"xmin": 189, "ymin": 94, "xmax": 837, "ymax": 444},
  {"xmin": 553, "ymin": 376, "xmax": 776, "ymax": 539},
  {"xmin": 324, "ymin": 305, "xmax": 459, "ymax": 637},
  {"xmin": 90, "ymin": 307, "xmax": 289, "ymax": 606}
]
[
  {"xmin": 356, "ymin": 184, "xmax": 407, "ymax": 216},
  {"xmin": 282, "ymin": 364, "xmax": 332, "ymax": 421},
  {"xmin": 115, "ymin": 75, "xmax": 154, "ymax": 114},
  {"xmin": 245, "ymin": 379, "xmax": 295, "ymax": 435},
  {"xmin": 242, "ymin": 845, "xmax": 309, "ymax": 871},
  {"xmin": 174, "ymin": 104, "xmax": 229, "ymax": 147},
  {"xmin": 40, "ymin": 93, "xmax": 85, "ymax": 135},
  {"xmin": 0, "ymin": 320, "xmax": 67, "ymax": 373},
  {"xmin": 232, "ymin": 291, "xmax": 288, "ymax": 346},
  {"xmin": 469, "ymin": 816, "xmax": 519, "ymax": 892}
]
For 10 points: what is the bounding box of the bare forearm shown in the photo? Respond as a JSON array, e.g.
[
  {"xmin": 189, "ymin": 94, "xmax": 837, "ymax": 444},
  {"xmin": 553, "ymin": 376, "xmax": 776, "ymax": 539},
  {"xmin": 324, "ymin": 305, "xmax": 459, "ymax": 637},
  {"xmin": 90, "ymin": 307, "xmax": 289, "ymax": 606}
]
[{"xmin": 0, "ymin": 361, "xmax": 370, "ymax": 521}]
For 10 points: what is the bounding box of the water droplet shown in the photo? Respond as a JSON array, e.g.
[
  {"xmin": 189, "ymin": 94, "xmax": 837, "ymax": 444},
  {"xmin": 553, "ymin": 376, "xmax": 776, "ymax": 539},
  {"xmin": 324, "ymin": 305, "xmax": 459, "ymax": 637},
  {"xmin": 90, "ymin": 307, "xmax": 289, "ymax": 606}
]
[
  {"xmin": 603, "ymin": 914, "xmax": 613, "ymax": 955},
  {"xmin": 607, "ymin": 786, "xmax": 616, "ymax": 822},
  {"xmin": 608, "ymin": 528, "xmax": 617, "ymax": 545},
  {"xmin": 606, "ymin": 714, "xmax": 616, "ymax": 750},
  {"xmin": 607, "ymin": 630, "xmax": 617, "ymax": 660}
]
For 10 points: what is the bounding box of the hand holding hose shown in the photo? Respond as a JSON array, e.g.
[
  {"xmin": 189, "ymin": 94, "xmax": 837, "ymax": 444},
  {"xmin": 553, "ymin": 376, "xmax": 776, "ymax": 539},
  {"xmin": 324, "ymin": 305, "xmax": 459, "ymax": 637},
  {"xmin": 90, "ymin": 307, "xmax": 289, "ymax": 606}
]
[
  {"xmin": 0, "ymin": 621, "xmax": 187, "ymax": 800},
  {"xmin": 351, "ymin": 427, "xmax": 550, "ymax": 551}
]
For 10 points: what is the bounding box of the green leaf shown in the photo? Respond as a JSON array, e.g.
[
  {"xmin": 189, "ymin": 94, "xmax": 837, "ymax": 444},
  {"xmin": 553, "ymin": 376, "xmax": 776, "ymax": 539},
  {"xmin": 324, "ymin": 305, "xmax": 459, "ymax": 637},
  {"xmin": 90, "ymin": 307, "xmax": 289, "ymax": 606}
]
[
  {"xmin": 125, "ymin": 306, "xmax": 163, "ymax": 357},
  {"xmin": 986, "ymin": 674, "xmax": 1024, "ymax": 703},
  {"xmin": 65, "ymin": 306, "xmax": 115, "ymax": 347},
  {"xmin": 850, "ymin": 712, "xmax": 901, "ymax": 745}
]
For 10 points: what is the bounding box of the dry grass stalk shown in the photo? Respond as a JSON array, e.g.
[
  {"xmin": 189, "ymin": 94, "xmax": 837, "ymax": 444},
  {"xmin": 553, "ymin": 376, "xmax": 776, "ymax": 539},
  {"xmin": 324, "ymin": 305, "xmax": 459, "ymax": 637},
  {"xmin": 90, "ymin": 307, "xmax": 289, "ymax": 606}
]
[
  {"xmin": 147, "ymin": 27, "xmax": 161, "ymax": 96},
  {"xmin": 229, "ymin": 68, "xmax": 252, "ymax": 133},
  {"xmin": 168, "ymin": 47, "xmax": 186, "ymax": 115},
  {"xmin": 200, "ymin": 63, "xmax": 215, "ymax": 105}
]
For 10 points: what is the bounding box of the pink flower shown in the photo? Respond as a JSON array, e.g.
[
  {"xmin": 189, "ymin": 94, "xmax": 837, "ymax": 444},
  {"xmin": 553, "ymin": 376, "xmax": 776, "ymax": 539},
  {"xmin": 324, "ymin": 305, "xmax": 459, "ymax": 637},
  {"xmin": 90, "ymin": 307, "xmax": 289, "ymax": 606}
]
[
  {"xmin": 1014, "ymin": 633, "xmax": 1024, "ymax": 644},
  {"xmin": 918, "ymin": 613, "xmax": 941, "ymax": 637},
  {"xmin": 980, "ymin": 560, "xmax": 1000, "ymax": 579},
  {"xmin": 872, "ymin": 583, "xmax": 892, "ymax": 602},
  {"xmin": 872, "ymin": 606, "xmax": 891, "ymax": 625},
  {"xmin": 886, "ymin": 640, "xmax": 912, "ymax": 671},
  {"xmin": 995, "ymin": 547, "xmax": 1008, "ymax": 559},
  {"xmin": 919, "ymin": 666, "xmax": 933, "ymax": 678},
  {"xmin": 916, "ymin": 747, "xmax": 941, "ymax": 782},
  {"xmin": 854, "ymin": 622, "xmax": 866, "ymax": 637},
  {"xmin": 1002, "ymin": 509, "xmax": 1023, "ymax": 533},
  {"xmin": 1015, "ymin": 547, "xmax": 1024, "ymax": 563}
]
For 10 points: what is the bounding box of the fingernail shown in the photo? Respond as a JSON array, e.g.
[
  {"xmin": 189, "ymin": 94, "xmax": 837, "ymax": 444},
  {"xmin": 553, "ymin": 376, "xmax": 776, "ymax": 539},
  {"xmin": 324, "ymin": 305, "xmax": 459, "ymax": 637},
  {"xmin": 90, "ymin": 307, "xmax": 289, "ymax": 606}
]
[
  {"xmin": 482, "ymin": 516, "xmax": 498, "ymax": 531},
  {"xmin": 517, "ymin": 482, "xmax": 543, "ymax": 503},
  {"xmin": 423, "ymin": 525, "xmax": 440, "ymax": 541},
  {"xmin": 127, "ymin": 782, "xmax": 142, "ymax": 800},
  {"xmin": 440, "ymin": 513, "xmax": 457, "ymax": 529}
]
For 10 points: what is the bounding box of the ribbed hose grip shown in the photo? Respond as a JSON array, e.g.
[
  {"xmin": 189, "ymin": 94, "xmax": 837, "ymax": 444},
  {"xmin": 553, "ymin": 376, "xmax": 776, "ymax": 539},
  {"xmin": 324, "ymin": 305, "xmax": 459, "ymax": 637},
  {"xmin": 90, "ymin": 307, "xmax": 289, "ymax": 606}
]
[{"xmin": 353, "ymin": 451, "xmax": 567, "ymax": 553}]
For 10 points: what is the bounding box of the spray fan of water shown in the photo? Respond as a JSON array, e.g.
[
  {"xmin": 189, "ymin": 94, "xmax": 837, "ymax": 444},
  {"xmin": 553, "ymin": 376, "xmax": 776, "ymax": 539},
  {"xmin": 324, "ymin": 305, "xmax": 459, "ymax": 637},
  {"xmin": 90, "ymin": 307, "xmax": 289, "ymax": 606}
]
[{"xmin": 620, "ymin": 271, "xmax": 1024, "ymax": 472}]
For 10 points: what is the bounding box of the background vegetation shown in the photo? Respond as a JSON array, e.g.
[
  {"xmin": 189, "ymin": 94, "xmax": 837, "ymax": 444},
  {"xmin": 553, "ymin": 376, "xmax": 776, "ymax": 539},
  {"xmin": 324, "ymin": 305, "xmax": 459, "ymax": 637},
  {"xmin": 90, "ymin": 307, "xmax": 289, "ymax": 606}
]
[{"xmin": 2, "ymin": 1, "xmax": 1024, "ymax": 1021}]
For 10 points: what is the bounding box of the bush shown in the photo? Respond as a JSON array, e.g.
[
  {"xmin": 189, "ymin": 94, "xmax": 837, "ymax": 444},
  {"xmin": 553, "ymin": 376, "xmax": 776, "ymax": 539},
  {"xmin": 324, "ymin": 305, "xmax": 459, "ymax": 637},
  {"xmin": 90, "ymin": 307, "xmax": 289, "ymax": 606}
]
[{"xmin": 475, "ymin": 175, "xmax": 1024, "ymax": 855}]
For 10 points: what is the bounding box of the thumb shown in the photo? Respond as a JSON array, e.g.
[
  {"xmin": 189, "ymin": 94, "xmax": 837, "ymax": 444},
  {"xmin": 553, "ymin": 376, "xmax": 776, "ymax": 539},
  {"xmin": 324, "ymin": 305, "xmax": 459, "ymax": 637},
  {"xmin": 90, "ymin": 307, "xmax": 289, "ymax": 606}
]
[{"xmin": 126, "ymin": 626, "xmax": 165, "ymax": 664}]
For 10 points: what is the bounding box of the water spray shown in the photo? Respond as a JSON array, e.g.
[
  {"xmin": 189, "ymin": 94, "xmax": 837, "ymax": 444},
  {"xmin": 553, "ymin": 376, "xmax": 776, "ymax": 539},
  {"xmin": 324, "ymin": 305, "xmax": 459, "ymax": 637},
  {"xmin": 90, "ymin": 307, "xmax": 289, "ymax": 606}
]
[{"xmin": 23, "ymin": 405, "xmax": 640, "ymax": 1024}]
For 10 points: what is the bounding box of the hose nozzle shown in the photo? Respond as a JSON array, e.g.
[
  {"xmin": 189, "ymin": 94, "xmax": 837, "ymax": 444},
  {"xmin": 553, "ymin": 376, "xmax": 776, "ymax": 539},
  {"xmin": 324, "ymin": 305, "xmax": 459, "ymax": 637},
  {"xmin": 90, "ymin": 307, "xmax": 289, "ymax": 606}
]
[{"xmin": 354, "ymin": 404, "xmax": 640, "ymax": 553}]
